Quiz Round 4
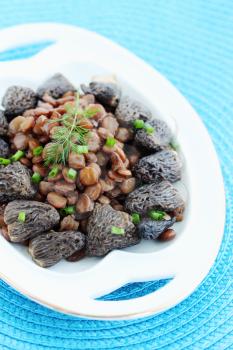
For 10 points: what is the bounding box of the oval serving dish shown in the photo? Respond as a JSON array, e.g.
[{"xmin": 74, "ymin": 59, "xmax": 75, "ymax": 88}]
[{"xmin": 0, "ymin": 23, "xmax": 225, "ymax": 320}]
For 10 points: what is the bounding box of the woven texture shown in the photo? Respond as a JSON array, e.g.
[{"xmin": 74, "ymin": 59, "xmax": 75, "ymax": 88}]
[{"xmin": 0, "ymin": 1, "xmax": 232, "ymax": 349}]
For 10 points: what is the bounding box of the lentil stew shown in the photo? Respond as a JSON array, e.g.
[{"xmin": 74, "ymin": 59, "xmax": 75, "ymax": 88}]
[{"xmin": 0, "ymin": 73, "xmax": 185, "ymax": 267}]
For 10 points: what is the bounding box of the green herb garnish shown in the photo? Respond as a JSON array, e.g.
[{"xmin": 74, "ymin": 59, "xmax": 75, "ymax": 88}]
[
  {"xmin": 31, "ymin": 172, "xmax": 42, "ymax": 184},
  {"xmin": 61, "ymin": 206, "xmax": 76, "ymax": 216},
  {"xmin": 0, "ymin": 158, "xmax": 11, "ymax": 166},
  {"xmin": 33, "ymin": 146, "xmax": 43, "ymax": 156},
  {"xmin": 48, "ymin": 166, "xmax": 59, "ymax": 178},
  {"xmin": 67, "ymin": 168, "xmax": 77, "ymax": 180},
  {"xmin": 11, "ymin": 150, "xmax": 25, "ymax": 162},
  {"xmin": 111, "ymin": 226, "xmax": 125, "ymax": 235},
  {"xmin": 149, "ymin": 210, "xmax": 165, "ymax": 221},
  {"xmin": 44, "ymin": 93, "xmax": 91, "ymax": 166},
  {"xmin": 133, "ymin": 119, "xmax": 145, "ymax": 129},
  {"xmin": 144, "ymin": 123, "xmax": 155, "ymax": 135},
  {"xmin": 18, "ymin": 211, "xmax": 26, "ymax": 223},
  {"xmin": 105, "ymin": 137, "xmax": 116, "ymax": 148},
  {"xmin": 131, "ymin": 213, "xmax": 141, "ymax": 225},
  {"xmin": 77, "ymin": 145, "xmax": 89, "ymax": 154}
]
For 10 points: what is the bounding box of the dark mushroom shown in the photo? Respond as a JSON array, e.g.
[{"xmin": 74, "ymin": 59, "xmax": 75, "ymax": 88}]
[
  {"xmin": 135, "ymin": 119, "xmax": 172, "ymax": 151},
  {"xmin": 0, "ymin": 138, "xmax": 10, "ymax": 158},
  {"xmin": 0, "ymin": 110, "xmax": 9, "ymax": 136},
  {"xmin": 66, "ymin": 247, "xmax": 86, "ymax": 262},
  {"xmin": 86, "ymin": 203, "xmax": 139, "ymax": 256},
  {"xmin": 137, "ymin": 216, "xmax": 176, "ymax": 240},
  {"xmin": 0, "ymin": 162, "xmax": 36, "ymax": 203},
  {"xmin": 2, "ymin": 86, "xmax": 37, "ymax": 120},
  {"xmin": 37, "ymin": 73, "xmax": 75, "ymax": 99},
  {"xmin": 124, "ymin": 180, "xmax": 185, "ymax": 215},
  {"xmin": 115, "ymin": 96, "xmax": 152, "ymax": 127},
  {"xmin": 4, "ymin": 200, "xmax": 60, "ymax": 242},
  {"xmin": 81, "ymin": 82, "xmax": 121, "ymax": 108},
  {"xmin": 29, "ymin": 230, "xmax": 85, "ymax": 267},
  {"xmin": 133, "ymin": 149, "xmax": 182, "ymax": 183}
]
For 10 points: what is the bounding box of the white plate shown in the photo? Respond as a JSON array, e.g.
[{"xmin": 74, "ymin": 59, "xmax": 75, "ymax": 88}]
[{"xmin": 0, "ymin": 23, "xmax": 225, "ymax": 320}]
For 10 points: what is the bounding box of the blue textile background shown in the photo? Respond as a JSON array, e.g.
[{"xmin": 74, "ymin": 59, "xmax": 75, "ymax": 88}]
[{"xmin": 0, "ymin": 1, "xmax": 232, "ymax": 349}]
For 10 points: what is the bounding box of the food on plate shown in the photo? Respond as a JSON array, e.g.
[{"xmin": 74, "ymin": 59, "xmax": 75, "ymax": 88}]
[
  {"xmin": 0, "ymin": 73, "xmax": 186, "ymax": 267},
  {"xmin": 133, "ymin": 149, "xmax": 182, "ymax": 183},
  {"xmin": 29, "ymin": 230, "xmax": 85, "ymax": 267},
  {"xmin": 115, "ymin": 95, "xmax": 152, "ymax": 127},
  {"xmin": 134, "ymin": 118, "xmax": 173, "ymax": 151},
  {"xmin": 124, "ymin": 181, "xmax": 185, "ymax": 214},
  {"xmin": 86, "ymin": 203, "xmax": 139, "ymax": 256}
]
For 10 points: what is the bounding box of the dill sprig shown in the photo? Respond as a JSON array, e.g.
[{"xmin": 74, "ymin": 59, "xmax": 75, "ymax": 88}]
[{"xmin": 44, "ymin": 93, "xmax": 98, "ymax": 166}]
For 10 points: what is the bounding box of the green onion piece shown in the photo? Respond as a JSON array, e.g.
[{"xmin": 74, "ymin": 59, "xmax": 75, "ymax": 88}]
[
  {"xmin": 83, "ymin": 106, "xmax": 100, "ymax": 118},
  {"xmin": 33, "ymin": 146, "xmax": 43, "ymax": 156},
  {"xmin": 18, "ymin": 211, "xmax": 26, "ymax": 223},
  {"xmin": 111, "ymin": 226, "xmax": 125, "ymax": 235},
  {"xmin": 0, "ymin": 158, "xmax": 11, "ymax": 166},
  {"xmin": 48, "ymin": 166, "xmax": 59, "ymax": 178},
  {"xmin": 77, "ymin": 145, "xmax": 89, "ymax": 154},
  {"xmin": 170, "ymin": 141, "xmax": 179, "ymax": 151},
  {"xmin": 131, "ymin": 213, "xmax": 141, "ymax": 225},
  {"xmin": 149, "ymin": 210, "xmax": 165, "ymax": 221},
  {"xmin": 61, "ymin": 206, "xmax": 75, "ymax": 216},
  {"xmin": 67, "ymin": 168, "xmax": 77, "ymax": 180},
  {"xmin": 133, "ymin": 119, "xmax": 145, "ymax": 129},
  {"xmin": 144, "ymin": 124, "xmax": 155, "ymax": 134},
  {"xmin": 11, "ymin": 150, "xmax": 25, "ymax": 162},
  {"xmin": 31, "ymin": 172, "xmax": 42, "ymax": 184},
  {"xmin": 105, "ymin": 137, "xmax": 117, "ymax": 148}
]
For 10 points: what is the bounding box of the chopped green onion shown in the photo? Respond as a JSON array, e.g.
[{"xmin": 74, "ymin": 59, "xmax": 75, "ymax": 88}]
[
  {"xmin": 144, "ymin": 124, "xmax": 155, "ymax": 135},
  {"xmin": 18, "ymin": 211, "xmax": 26, "ymax": 223},
  {"xmin": 170, "ymin": 141, "xmax": 179, "ymax": 151},
  {"xmin": 61, "ymin": 206, "xmax": 75, "ymax": 216},
  {"xmin": 0, "ymin": 158, "xmax": 11, "ymax": 166},
  {"xmin": 11, "ymin": 150, "xmax": 25, "ymax": 162},
  {"xmin": 77, "ymin": 145, "xmax": 89, "ymax": 154},
  {"xmin": 111, "ymin": 226, "xmax": 125, "ymax": 235},
  {"xmin": 33, "ymin": 146, "xmax": 43, "ymax": 156},
  {"xmin": 105, "ymin": 137, "xmax": 116, "ymax": 148},
  {"xmin": 133, "ymin": 119, "xmax": 145, "ymax": 129},
  {"xmin": 149, "ymin": 210, "xmax": 165, "ymax": 221},
  {"xmin": 48, "ymin": 166, "xmax": 59, "ymax": 178},
  {"xmin": 131, "ymin": 213, "xmax": 141, "ymax": 225},
  {"xmin": 83, "ymin": 106, "xmax": 100, "ymax": 118},
  {"xmin": 67, "ymin": 168, "xmax": 77, "ymax": 180},
  {"xmin": 31, "ymin": 172, "xmax": 42, "ymax": 184}
]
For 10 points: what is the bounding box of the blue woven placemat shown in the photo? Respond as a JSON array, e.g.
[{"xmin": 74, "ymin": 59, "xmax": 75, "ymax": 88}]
[{"xmin": 0, "ymin": 1, "xmax": 232, "ymax": 349}]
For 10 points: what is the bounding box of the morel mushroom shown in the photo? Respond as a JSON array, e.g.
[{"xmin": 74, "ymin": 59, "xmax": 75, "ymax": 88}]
[
  {"xmin": 133, "ymin": 149, "xmax": 182, "ymax": 183},
  {"xmin": 86, "ymin": 203, "xmax": 139, "ymax": 256},
  {"xmin": 37, "ymin": 73, "xmax": 75, "ymax": 99},
  {"xmin": 135, "ymin": 119, "xmax": 172, "ymax": 151},
  {"xmin": 115, "ymin": 96, "xmax": 152, "ymax": 127},
  {"xmin": 4, "ymin": 200, "xmax": 60, "ymax": 242},
  {"xmin": 0, "ymin": 138, "xmax": 10, "ymax": 158},
  {"xmin": 125, "ymin": 181, "xmax": 185, "ymax": 215},
  {"xmin": 0, "ymin": 110, "xmax": 9, "ymax": 136},
  {"xmin": 137, "ymin": 217, "xmax": 176, "ymax": 240},
  {"xmin": 2, "ymin": 86, "xmax": 37, "ymax": 119},
  {"xmin": 29, "ymin": 230, "xmax": 85, "ymax": 267},
  {"xmin": 0, "ymin": 162, "xmax": 36, "ymax": 203},
  {"xmin": 81, "ymin": 82, "xmax": 121, "ymax": 108}
]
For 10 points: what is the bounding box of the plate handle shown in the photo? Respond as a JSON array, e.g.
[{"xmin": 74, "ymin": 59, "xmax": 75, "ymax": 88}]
[
  {"xmin": 54, "ymin": 248, "xmax": 183, "ymax": 319},
  {"xmin": 0, "ymin": 23, "xmax": 84, "ymax": 53}
]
